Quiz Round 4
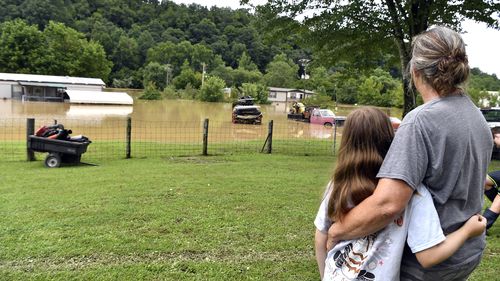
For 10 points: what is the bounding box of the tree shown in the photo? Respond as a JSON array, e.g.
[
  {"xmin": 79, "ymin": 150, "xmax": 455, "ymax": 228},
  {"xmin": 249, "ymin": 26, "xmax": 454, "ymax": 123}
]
[
  {"xmin": 199, "ymin": 75, "xmax": 226, "ymax": 102},
  {"xmin": 240, "ymin": 83, "xmax": 269, "ymax": 104},
  {"xmin": 41, "ymin": 21, "xmax": 112, "ymax": 80},
  {"xmin": 0, "ymin": 19, "xmax": 45, "ymax": 73},
  {"xmin": 249, "ymin": 0, "xmax": 500, "ymax": 116},
  {"xmin": 172, "ymin": 60, "xmax": 202, "ymax": 90},
  {"xmin": 139, "ymin": 81, "xmax": 162, "ymax": 100},
  {"xmin": 358, "ymin": 68, "xmax": 403, "ymax": 107},
  {"xmin": 143, "ymin": 62, "xmax": 170, "ymax": 90},
  {"xmin": 262, "ymin": 53, "xmax": 298, "ymax": 88}
]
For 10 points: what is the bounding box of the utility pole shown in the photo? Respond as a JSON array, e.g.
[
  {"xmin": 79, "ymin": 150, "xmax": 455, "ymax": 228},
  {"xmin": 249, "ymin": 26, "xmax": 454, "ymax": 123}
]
[{"xmin": 201, "ymin": 63, "xmax": 206, "ymax": 87}]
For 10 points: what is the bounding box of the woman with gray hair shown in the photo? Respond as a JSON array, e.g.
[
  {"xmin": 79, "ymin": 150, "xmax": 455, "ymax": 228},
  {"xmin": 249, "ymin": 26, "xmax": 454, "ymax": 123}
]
[{"xmin": 326, "ymin": 26, "xmax": 492, "ymax": 280}]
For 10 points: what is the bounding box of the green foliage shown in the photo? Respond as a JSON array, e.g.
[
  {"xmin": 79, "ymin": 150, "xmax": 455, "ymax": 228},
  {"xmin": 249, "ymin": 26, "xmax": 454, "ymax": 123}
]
[
  {"xmin": 147, "ymin": 40, "xmax": 214, "ymax": 76},
  {"xmin": 239, "ymin": 83, "xmax": 269, "ymax": 104},
  {"xmin": 0, "ymin": 19, "xmax": 112, "ymax": 80},
  {"xmin": 358, "ymin": 68, "xmax": 403, "ymax": 107},
  {"xmin": 178, "ymin": 84, "xmax": 199, "ymax": 100},
  {"xmin": 470, "ymin": 68, "xmax": 500, "ymax": 91},
  {"xmin": 304, "ymin": 93, "xmax": 333, "ymax": 109},
  {"xmin": 199, "ymin": 75, "xmax": 226, "ymax": 102},
  {"xmin": 262, "ymin": 53, "xmax": 298, "ymax": 88},
  {"xmin": 172, "ymin": 61, "xmax": 202, "ymax": 90},
  {"xmin": 162, "ymin": 85, "xmax": 181, "ymax": 100},
  {"xmin": 0, "ymin": 19, "xmax": 45, "ymax": 73},
  {"xmin": 256, "ymin": 0, "xmax": 500, "ymax": 115},
  {"xmin": 468, "ymin": 87, "xmax": 490, "ymax": 107},
  {"xmin": 333, "ymin": 74, "xmax": 361, "ymax": 105},
  {"xmin": 143, "ymin": 62, "xmax": 170, "ymax": 90},
  {"xmin": 139, "ymin": 81, "xmax": 162, "ymax": 100}
]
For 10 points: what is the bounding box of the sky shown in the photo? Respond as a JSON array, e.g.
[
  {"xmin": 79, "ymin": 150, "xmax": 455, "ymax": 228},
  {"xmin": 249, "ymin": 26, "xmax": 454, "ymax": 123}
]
[{"xmin": 172, "ymin": 0, "xmax": 500, "ymax": 77}]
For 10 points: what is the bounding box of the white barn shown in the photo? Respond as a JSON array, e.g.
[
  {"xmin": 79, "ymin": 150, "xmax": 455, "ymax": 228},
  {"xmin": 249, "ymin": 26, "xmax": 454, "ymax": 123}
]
[
  {"xmin": 268, "ymin": 87, "xmax": 315, "ymax": 102},
  {"xmin": 0, "ymin": 73, "xmax": 132, "ymax": 105}
]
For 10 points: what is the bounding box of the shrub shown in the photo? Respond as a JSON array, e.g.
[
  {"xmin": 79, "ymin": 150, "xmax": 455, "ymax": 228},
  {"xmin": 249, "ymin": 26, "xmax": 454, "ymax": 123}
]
[{"xmin": 139, "ymin": 82, "xmax": 162, "ymax": 100}]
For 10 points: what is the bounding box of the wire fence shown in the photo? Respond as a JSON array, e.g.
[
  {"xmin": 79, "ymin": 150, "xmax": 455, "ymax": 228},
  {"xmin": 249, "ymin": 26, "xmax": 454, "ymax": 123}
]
[{"xmin": 0, "ymin": 117, "xmax": 343, "ymax": 163}]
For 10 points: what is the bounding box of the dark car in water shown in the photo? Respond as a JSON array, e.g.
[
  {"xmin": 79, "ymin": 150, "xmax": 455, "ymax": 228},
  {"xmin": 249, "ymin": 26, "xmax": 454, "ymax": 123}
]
[
  {"xmin": 480, "ymin": 107, "xmax": 500, "ymax": 129},
  {"xmin": 232, "ymin": 105, "xmax": 263, "ymax": 124}
]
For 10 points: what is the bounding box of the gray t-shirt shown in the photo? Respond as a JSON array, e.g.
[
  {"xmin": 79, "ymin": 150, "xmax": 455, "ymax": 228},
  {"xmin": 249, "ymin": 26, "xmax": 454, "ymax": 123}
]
[
  {"xmin": 315, "ymin": 184, "xmax": 445, "ymax": 281},
  {"xmin": 377, "ymin": 94, "xmax": 492, "ymax": 269}
]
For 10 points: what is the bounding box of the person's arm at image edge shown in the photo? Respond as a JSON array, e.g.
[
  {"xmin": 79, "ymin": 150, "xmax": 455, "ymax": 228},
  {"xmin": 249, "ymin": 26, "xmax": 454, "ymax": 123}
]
[
  {"xmin": 415, "ymin": 214, "xmax": 486, "ymax": 268},
  {"xmin": 315, "ymin": 229, "xmax": 328, "ymax": 280},
  {"xmin": 327, "ymin": 178, "xmax": 413, "ymax": 249}
]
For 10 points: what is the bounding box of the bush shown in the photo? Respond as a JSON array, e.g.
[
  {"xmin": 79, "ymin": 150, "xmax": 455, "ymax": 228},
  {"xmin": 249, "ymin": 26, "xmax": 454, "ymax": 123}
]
[
  {"xmin": 199, "ymin": 76, "xmax": 226, "ymax": 102},
  {"xmin": 179, "ymin": 84, "xmax": 199, "ymax": 100},
  {"xmin": 139, "ymin": 82, "xmax": 162, "ymax": 100},
  {"xmin": 162, "ymin": 85, "xmax": 181, "ymax": 99}
]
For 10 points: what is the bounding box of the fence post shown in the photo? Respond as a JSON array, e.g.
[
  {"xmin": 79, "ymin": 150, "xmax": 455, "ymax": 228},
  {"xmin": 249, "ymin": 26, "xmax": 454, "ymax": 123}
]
[
  {"xmin": 267, "ymin": 120, "xmax": 273, "ymax": 154},
  {"xmin": 126, "ymin": 117, "xmax": 132, "ymax": 159},
  {"xmin": 202, "ymin": 118, "xmax": 209, "ymax": 156},
  {"xmin": 333, "ymin": 122, "xmax": 338, "ymax": 156},
  {"xmin": 27, "ymin": 118, "xmax": 35, "ymax": 161}
]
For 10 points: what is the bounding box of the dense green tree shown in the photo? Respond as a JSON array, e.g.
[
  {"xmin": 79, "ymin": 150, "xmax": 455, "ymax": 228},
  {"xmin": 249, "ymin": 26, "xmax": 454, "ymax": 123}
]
[
  {"xmin": 41, "ymin": 21, "xmax": 112, "ymax": 80},
  {"xmin": 333, "ymin": 74, "xmax": 361, "ymax": 105},
  {"xmin": 470, "ymin": 67, "xmax": 500, "ymax": 91},
  {"xmin": 139, "ymin": 81, "xmax": 162, "ymax": 100},
  {"xmin": 199, "ymin": 75, "xmax": 226, "ymax": 102},
  {"xmin": 0, "ymin": 20, "xmax": 111, "ymax": 80},
  {"xmin": 20, "ymin": 0, "xmax": 72, "ymax": 28},
  {"xmin": 238, "ymin": 52, "xmax": 258, "ymax": 71},
  {"xmin": 0, "ymin": 19, "xmax": 45, "ymax": 73},
  {"xmin": 240, "ymin": 83, "xmax": 268, "ymax": 104},
  {"xmin": 172, "ymin": 61, "xmax": 202, "ymax": 90},
  {"xmin": 143, "ymin": 62, "xmax": 170, "ymax": 90},
  {"xmin": 262, "ymin": 53, "xmax": 298, "ymax": 88},
  {"xmin": 250, "ymin": 0, "xmax": 500, "ymax": 115},
  {"xmin": 358, "ymin": 68, "xmax": 403, "ymax": 107}
]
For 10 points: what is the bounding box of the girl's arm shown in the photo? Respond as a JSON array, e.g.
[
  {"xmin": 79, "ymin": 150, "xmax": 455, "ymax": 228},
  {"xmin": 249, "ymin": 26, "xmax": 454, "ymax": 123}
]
[
  {"xmin": 415, "ymin": 214, "xmax": 486, "ymax": 268},
  {"xmin": 315, "ymin": 229, "xmax": 328, "ymax": 280}
]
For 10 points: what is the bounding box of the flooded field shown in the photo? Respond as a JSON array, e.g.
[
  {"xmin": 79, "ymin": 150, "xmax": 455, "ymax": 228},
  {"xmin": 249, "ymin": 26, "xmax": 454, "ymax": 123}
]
[{"xmin": 0, "ymin": 98, "xmax": 349, "ymax": 142}]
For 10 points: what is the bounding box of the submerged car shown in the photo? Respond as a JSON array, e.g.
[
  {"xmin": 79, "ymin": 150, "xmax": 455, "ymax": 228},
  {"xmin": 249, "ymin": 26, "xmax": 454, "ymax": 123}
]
[
  {"xmin": 232, "ymin": 105, "xmax": 263, "ymax": 124},
  {"xmin": 480, "ymin": 107, "xmax": 500, "ymax": 128}
]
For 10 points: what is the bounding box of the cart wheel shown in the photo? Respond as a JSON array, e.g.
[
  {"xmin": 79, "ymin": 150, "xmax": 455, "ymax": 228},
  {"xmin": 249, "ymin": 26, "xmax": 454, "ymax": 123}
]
[{"xmin": 45, "ymin": 153, "xmax": 61, "ymax": 168}]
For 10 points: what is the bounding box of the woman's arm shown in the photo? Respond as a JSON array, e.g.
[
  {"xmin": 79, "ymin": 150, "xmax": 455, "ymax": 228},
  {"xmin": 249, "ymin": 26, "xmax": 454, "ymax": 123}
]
[
  {"xmin": 415, "ymin": 215, "xmax": 486, "ymax": 268},
  {"xmin": 315, "ymin": 229, "xmax": 328, "ymax": 280},
  {"xmin": 327, "ymin": 178, "xmax": 413, "ymax": 250}
]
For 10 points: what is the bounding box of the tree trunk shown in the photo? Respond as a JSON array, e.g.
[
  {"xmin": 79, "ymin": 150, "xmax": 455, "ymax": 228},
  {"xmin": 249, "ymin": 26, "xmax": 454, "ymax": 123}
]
[{"xmin": 394, "ymin": 39, "xmax": 415, "ymax": 117}]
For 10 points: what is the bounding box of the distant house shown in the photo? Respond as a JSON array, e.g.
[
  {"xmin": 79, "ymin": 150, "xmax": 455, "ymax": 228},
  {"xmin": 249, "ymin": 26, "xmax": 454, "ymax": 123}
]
[
  {"xmin": 479, "ymin": 91, "xmax": 500, "ymax": 107},
  {"xmin": 268, "ymin": 87, "xmax": 315, "ymax": 102},
  {"xmin": 0, "ymin": 73, "xmax": 132, "ymax": 105}
]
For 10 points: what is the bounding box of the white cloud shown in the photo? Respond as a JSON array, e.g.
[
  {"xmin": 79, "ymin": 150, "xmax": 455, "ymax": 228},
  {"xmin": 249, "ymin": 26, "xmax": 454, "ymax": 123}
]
[{"xmin": 462, "ymin": 20, "xmax": 500, "ymax": 77}]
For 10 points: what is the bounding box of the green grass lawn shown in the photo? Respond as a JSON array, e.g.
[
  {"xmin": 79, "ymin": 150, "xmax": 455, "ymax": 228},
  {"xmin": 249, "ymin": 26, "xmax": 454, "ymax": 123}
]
[{"xmin": 0, "ymin": 155, "xmax": 499, "ymax": 280}]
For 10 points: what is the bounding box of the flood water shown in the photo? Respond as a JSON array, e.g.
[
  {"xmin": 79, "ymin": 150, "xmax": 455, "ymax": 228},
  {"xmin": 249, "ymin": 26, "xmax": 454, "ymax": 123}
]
[{"xmin": 0, "ymin": 96, "xmax": 401, "ymax": 142}]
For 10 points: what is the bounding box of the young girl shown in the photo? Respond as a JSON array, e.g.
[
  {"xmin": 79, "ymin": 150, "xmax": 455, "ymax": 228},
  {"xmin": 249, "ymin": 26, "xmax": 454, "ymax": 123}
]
[{"xmin": 314, "ymin": 107, "xmax": 485, "ymax": 281}]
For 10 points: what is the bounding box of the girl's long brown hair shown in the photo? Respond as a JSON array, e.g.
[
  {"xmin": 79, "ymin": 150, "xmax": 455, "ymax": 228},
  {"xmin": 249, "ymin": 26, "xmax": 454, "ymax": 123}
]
[{"xmin": 327, "ymin": 107, "xmax": 394, "ymax": 222}]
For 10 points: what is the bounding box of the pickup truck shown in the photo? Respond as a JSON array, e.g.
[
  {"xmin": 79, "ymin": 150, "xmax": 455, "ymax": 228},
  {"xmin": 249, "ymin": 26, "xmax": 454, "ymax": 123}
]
[{"xmin": 288, "ymin": 106, "xmax": 346, "ymax": 127}]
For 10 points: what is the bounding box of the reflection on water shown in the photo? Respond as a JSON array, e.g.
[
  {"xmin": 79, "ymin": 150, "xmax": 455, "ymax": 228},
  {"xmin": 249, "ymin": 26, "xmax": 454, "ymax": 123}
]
[
  {"xmin": 2, "ymin": 98, "xmax": 356, "ymax": 141},
  {"xmin": 67, "ymin": 105, "xmax": 133, "ymax": 118}
]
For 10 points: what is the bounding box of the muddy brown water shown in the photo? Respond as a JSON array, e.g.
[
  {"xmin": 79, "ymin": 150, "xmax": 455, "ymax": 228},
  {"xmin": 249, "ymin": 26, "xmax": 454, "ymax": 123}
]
[{"xmin": 1, "ymin": 98, "xmax": 400, "ymax": 142}]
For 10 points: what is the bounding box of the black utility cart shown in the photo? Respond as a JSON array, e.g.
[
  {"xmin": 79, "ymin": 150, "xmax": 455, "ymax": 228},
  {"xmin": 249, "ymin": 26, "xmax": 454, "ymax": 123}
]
[{"xmin": 28, "ymin": 136, "xmax": 91, "ymax": 168}]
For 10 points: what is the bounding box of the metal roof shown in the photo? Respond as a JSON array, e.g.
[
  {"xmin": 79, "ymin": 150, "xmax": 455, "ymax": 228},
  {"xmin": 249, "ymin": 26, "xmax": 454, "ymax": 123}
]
[
  {"xmin": 65, "ymin": 90, "xmax": 133, "ymax": 105},
  {"xmin": 0, "ymin": 73, "xmax": 105, "ymax": 86},
  {"xmin": 19, "ymin": 82, "xmax": 67, "ymax": 88},
  {"xmin": 268, "ymin": 87, "xmax": 315, "ymax": 94}
]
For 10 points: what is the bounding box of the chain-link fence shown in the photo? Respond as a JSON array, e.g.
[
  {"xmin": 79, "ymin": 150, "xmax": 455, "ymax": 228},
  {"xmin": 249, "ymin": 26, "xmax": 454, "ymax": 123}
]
[{"xmin": 0, "ymin": 117, "xmax": 343, "ymax": 163}]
